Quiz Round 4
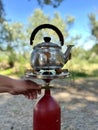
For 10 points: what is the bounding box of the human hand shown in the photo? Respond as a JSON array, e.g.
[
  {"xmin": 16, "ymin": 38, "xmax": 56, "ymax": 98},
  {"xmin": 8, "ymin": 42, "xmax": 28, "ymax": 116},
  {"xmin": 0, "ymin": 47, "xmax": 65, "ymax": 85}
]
[{"xmin": 10, "ymin": 79, "xmax": 41, "ymax": 100}]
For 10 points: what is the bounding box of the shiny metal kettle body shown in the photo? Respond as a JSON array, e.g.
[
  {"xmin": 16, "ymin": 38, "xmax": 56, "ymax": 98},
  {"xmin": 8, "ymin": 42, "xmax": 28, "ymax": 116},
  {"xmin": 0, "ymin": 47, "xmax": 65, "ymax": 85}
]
[{"xmin": 30, "ymin": 24, "xmax": 73, "ymax": 71}]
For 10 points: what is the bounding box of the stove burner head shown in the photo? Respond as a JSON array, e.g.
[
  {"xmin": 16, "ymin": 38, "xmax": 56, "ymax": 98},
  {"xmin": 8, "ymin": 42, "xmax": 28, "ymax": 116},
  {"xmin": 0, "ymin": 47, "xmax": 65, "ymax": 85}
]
[
  {"xmin": 43, "ymin": 71, "xmax": 53, "ymax": 75},
  {"xmin": 25, "ymin": 69, "xmax": 69, "ymax": 81},
  {"xmin": 39, "ymin": 69, "xmax": 56, "ymax": 76}
]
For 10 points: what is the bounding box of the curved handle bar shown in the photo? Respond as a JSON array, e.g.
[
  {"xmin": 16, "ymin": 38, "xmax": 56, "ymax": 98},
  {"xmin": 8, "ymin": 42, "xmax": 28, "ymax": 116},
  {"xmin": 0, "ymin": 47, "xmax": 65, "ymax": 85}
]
[{"xmin": 30, "ymin": 24, "xmax": 64, "ymax": 46}]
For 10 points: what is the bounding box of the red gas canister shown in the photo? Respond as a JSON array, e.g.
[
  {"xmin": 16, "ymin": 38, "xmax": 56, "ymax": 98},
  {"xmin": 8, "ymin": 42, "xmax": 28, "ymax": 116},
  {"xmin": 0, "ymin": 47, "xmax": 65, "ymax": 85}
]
[{"xmin": 33, "ymin": 89, "xmax": 61, "ymax": 130}]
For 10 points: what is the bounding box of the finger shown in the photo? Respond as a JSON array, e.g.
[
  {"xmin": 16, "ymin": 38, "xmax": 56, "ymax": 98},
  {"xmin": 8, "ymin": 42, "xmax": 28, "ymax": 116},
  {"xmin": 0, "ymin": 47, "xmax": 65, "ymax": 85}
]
[
  {"xmin": 24, "ymin": 95, "xmax": 29, "ymax": 99},
  {"xmin": 24, "ymin": 93, "xmax": 30, "ymax": 99},
  {"xmin": 28, "ymin": 92, "xmax": 34, "ymax": 99},
  {"xmin": 38, "ymin": 90, "xmax": 41, "ymax": 95},
  {"xmin": 32, "ymin": 91, "xmax": 37, "ymax": 99},
  {"xmin": 28, "ymin": 90, "xmax": 38, "ymax": 100},
  {"xmin": 33, "ymin": 90, "xmax": 38, "ymax": 99},
  {"xmin": 24, "ymin": 91, "xmax": 33, "ymax": 99},
  {"xmin": 24, "ymin": 90, "xmax": 39, "ymax": 100}
]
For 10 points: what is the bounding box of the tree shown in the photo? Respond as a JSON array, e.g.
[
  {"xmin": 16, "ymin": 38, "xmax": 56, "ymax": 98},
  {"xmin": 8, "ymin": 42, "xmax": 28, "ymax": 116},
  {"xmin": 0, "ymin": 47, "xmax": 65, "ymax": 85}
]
[
  {"xmin": 88, "ymin": 13, "xmax": 98, "ymax": 40},
  {"xmin": 0, "ymin": 8, "xmax": 75, "ymax": 68},
  {"xmin": 0, "ymin": 0, "xmax": 5, "ymax": 22},
  {"xmin": 90, "ymin": 43, "xmax": 98, "ymax": 55},
  {"xmin": 27, "ymin": 9, "xmax": 75, "ymax": 48},
  {"xmin": 0, "ymin": 0, "xmax": 6, "ymax": 47},
  {"xmin": 29, "ymin": 0, "xmax": 64, "ymax": 8},
  {"xmin": 0, "ymin": 21, "xmax": 27, "ymax": 67}
]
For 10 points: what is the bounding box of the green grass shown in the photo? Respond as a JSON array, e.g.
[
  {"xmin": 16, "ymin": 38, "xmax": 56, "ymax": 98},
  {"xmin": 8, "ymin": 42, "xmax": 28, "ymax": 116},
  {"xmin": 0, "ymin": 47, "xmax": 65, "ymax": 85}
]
[
  {"xmin": 63, "ymin": 58, "xmax": 98, "ymax": 78},
  {"xmin": 0, "ymin": 68, "xmax": 13, "ymax": 75}
]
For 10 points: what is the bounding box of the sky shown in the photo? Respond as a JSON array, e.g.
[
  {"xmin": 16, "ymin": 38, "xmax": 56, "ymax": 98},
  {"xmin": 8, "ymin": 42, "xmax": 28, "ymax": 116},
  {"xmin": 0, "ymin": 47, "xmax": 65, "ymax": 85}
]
[{"xmin": 3, "ymin": 0, "xmax": 98, "ymax": 49}]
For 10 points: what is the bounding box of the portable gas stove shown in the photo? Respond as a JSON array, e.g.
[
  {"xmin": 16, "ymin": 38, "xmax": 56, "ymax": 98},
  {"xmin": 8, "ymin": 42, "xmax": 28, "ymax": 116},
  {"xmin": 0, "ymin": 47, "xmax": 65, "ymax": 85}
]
[{"xmin": 25, "ymin": 24, "xmax": 73, "ymax": 130}]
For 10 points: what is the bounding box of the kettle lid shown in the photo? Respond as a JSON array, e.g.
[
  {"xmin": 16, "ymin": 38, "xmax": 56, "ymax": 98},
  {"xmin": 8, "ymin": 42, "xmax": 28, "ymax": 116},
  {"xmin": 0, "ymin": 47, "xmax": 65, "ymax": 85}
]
[{"xmin": 34, "ymin": 37, "xmax": 61, "ymax": 49}]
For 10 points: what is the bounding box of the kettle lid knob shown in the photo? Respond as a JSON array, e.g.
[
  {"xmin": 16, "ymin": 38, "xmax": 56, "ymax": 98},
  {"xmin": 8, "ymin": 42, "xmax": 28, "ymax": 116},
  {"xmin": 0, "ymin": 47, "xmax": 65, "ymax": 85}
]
[{"xmin": 44, "ymin": 37, "xmax": 51, "ymax": 42}]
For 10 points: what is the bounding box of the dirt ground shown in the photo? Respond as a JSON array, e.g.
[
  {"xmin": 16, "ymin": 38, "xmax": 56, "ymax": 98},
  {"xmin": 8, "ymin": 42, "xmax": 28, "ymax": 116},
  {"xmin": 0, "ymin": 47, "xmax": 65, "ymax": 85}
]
[{"xmin": 0, "ymin": 77, "xmax": 98, "ymax": 130}]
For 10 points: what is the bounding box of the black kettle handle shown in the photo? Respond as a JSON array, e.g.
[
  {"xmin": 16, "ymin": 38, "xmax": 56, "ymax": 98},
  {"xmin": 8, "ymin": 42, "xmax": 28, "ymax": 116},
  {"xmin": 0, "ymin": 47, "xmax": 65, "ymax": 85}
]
[{"xmin": 30, "ymin": 24, "xmax": 64, "ymax": 46}]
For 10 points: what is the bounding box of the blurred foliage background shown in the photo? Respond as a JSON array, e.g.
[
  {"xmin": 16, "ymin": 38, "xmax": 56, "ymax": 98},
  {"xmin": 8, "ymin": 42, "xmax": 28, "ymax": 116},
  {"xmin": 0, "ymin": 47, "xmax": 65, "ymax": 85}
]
[{"xmin": 0, "ymin": 0, "xmax": 98, "ymax": 78}]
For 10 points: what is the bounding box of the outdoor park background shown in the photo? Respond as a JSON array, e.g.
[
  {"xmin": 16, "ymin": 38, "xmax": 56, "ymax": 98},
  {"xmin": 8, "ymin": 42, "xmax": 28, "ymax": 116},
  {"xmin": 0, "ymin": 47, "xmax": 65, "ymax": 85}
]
[
  {"xmin": 0, "ymin": 0, "xmax": 98, "ymax": 78},
  {"xmin": 0, "ymin": 0, "xmax": 98, "ymax": 129}
]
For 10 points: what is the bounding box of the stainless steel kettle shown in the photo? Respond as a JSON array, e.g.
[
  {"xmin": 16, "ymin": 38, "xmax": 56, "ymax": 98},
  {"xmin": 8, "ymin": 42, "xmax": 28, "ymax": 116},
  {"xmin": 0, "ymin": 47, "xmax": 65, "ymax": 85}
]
[{"xmin": 30, "ymin": 24, "xmax": 73, "ymax": 71}]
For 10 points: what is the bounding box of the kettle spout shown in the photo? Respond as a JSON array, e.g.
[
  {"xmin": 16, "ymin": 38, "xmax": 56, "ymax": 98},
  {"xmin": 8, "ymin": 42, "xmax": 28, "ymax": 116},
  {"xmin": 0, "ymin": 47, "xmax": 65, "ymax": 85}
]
[{"xmin": 64, "ymin": 45, "xmax": 74, "ymax": 64}]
